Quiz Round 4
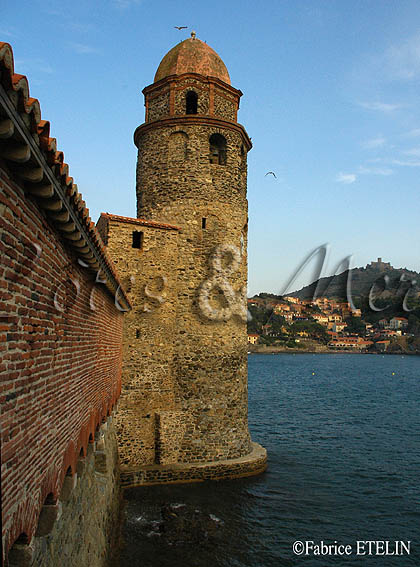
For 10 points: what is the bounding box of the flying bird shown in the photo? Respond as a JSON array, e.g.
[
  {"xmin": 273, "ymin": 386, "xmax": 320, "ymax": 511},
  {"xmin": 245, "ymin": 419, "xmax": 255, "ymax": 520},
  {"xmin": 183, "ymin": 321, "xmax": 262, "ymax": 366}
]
[
  {"xmin": 265, "ymin": 171, "xmax": 277, "ymax": 178},
  {"xmin": 174, "ymin": 26, "xmax": 188, "ymax": 30}
]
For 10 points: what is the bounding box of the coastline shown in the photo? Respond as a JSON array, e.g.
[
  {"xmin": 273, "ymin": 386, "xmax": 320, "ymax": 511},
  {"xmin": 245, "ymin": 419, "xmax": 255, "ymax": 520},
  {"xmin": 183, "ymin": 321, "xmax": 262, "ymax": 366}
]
[{"xmin": 248, "ymin": 345, "xmax": 416, "ymax": 355}]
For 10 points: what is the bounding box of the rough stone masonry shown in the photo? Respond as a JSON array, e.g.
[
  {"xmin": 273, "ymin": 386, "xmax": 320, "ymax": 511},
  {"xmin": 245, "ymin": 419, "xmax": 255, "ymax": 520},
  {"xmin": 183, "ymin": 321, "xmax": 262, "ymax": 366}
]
[{"xmin": 97, "ymin": 33, "xmax": 267, "ymax": 485}]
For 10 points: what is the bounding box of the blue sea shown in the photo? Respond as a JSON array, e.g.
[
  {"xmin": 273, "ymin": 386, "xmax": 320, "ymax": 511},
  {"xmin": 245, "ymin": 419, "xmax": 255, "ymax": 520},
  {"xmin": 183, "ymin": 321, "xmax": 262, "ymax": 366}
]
[{"xmin": 120, "ymin": 354, "xmax": 420, "ymax": 566}]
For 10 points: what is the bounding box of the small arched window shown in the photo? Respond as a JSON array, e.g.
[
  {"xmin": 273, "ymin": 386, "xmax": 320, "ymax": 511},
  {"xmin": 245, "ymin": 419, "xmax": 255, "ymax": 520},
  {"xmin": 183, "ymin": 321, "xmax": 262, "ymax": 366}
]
[
  {"xmin": 186, "ymin": 91, "xmax": 198, "ymax": 114},
  {"xmin": 209, "ymin": 133, "xmax": 227, "ymax": 165}
]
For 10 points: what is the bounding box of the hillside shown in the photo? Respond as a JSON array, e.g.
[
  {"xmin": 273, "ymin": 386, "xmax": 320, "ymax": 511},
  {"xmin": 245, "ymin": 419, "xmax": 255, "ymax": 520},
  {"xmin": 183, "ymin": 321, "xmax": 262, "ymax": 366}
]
[
  {"xmin": 247, "ymin": 259, "xmax": 420, "ymax": 354},
  {"xmin": 247, "ymin": 260, "xmax": 420, "ymax": 346},
  {"xmin": 290, "ymin": 262, "xmax": 419, "ymax": 302}
]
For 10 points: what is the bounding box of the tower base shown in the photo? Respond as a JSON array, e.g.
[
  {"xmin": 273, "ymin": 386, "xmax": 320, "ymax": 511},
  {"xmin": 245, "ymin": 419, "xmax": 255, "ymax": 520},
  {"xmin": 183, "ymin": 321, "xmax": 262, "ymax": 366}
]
[{"xmin": 120, "ymin": 442, "xmax": 267, "ymax": 488}]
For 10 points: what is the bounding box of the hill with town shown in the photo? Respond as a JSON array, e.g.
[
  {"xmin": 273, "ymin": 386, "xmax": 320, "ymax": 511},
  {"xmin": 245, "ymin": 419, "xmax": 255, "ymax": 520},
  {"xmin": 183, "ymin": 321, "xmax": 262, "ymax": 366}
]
[
  {"xmin": 290, "ymin": 258, "xmax": 419, "ymax": 301},
  {"xmin": 247, "ymin": 259, "xmax": 420, "ymax": 354}
]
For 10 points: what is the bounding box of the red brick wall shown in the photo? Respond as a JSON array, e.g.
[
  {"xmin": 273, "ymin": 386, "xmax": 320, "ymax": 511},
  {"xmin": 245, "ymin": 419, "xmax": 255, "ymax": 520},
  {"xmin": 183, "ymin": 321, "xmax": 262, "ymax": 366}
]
[{"xmin": 0, "ymin": 164, "xmax": 124, "ymax": 556}]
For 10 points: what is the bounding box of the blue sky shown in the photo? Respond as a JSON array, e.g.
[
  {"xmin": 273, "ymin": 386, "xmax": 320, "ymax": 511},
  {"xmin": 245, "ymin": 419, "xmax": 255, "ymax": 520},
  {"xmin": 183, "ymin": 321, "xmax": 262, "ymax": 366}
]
[{"xmin": 3, "ymin": 0, "xmax": 420, "ymax": 295}]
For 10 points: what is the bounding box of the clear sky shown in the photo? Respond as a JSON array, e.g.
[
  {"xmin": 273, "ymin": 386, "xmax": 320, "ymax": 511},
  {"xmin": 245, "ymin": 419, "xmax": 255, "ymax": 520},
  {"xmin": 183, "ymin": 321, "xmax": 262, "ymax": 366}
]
[{"xmin": 3, "ymin": 0, "xmax": 420, "ymax": 295}]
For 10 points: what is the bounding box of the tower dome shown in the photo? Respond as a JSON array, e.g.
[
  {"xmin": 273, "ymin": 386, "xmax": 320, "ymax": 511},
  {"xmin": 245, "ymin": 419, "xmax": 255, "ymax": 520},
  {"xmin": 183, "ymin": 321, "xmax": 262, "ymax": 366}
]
[{"xmin": 154, "ymin": 32, "xmax": 231, "ymax": 84}]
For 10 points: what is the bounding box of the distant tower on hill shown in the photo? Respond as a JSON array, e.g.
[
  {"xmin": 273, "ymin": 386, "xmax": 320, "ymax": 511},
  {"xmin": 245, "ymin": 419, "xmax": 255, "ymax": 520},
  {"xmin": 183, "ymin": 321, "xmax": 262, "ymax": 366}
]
[
  {"xmin": 367, "ymin": 257, "xmax": 392, "ymax": 271},
  {"xmin": 99, "ymin": 32, "xmax": 266, "ymax": 484}
]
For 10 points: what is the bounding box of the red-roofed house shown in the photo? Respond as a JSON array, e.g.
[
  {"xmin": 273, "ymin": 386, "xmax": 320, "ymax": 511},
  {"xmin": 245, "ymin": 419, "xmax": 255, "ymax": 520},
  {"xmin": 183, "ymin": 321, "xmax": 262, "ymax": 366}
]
[
  {"xmin": 248, "ymin": 334, "xmax": 260, "ymax": 345},
  {"xmin": 389, "ymin": 317, "xmax": 408, "ymax": 330},
  {"xmin": 312, "ymin": 313, "xmax": 329, "ymax": 326}
]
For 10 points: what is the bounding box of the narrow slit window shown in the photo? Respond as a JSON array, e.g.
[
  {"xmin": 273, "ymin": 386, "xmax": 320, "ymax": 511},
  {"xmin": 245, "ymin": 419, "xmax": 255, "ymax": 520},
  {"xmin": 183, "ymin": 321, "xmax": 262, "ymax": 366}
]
[
  {"xmin": 202, "ymin": 217, "xmax": 207, "ymax": 229},
  {"xmin": 132, "ymin": 231, "xmax": 144, "ymax": 249},
  {"xmin": 186, "ymin": 90, "xmax": 198, "ymax": 114}
]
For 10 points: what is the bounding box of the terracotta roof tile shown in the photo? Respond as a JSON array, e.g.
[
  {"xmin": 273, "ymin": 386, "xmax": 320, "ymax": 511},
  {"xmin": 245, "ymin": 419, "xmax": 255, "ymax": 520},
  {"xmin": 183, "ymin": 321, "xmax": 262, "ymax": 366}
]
[
  {"xmin": 154, "ymin": 36, "xmax": 230, "ymax": 85},
  {"xmin": 100, "ymin": 212, "xmax": 181, "ymax": 231},
  {"xmin": 0, "ymin": 42, "xmax": 130, "ymax": 310}
]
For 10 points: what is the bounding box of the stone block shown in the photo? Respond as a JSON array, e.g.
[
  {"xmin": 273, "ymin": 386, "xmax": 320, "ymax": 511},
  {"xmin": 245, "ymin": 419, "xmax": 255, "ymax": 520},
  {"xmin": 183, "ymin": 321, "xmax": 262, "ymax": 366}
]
[
  {"xmin": 94, "ymin": 450, "xmax": 107, "ymax": 473},
  {"xmin": 76, "ymin": 457, "xmax": 86, "ymax": 476},
  {"xmin": 95, "ymin": 432, "xmax": 106, "ymax": 451},
  {"xmin": 35, "ymin": 502, "xmax": 62, "ymax": 537},
  {"xmin": 7, "ymin": 541, "xmax": 35, "ymax": 567},
  {"xmin": 60, "ymin": 473, "xmax": 78, "ymax": 502}
]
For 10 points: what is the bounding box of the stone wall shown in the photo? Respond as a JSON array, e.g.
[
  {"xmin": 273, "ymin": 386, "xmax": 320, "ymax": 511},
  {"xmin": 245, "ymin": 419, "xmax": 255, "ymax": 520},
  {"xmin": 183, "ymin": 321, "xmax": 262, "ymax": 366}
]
[
  {"xmin": 121, "ymin": 442, "xmax": 267, "ymax": 488},
  {"xmin": 97, "ymin": 215, "xmax": 180, "ymax": 471},
  {"xmin": 143, "ymin": 74, "xmax": 241, "ymax": 123},
  {"xmin": 8, "ymin": 420, "xmax": 120, "ymax": 567},
  {"xmin": 135, "ymin": 125, "xmax": 251, "ymax": 459},
  {"xmin": 136, "ymin": 124, "xmax": 248, "ymax": 213},
  {"xmin": 214, "ymin": 88, "xmax": 237, "ymax": 121},
  {"xmin": 147, "ymin": 89, "xmax": 170, "ymax": 122},
  {"xmin": 99, "ymin": 105, "xmax": 263, "ymax": 475},
  {"xmin": 127, "ymin": 88, "xmax": 254, "ymax": 467}
]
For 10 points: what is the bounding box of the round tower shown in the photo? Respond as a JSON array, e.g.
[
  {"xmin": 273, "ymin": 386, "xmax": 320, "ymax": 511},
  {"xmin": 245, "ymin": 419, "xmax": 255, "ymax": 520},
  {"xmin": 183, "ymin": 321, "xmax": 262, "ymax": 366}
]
[{"xmin": 133, "ymin": 33, "xmax": 265, "ymax": 471}]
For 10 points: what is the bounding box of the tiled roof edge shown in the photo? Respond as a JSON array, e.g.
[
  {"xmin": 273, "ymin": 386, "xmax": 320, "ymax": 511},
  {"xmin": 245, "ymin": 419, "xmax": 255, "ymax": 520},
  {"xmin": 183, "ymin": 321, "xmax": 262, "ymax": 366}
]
[
  {"xmin": 0, "ymin": 42, "xmax": 130, "ymax": 310},
  {"xmin": 100, "ymin": 212, "xmax": 181, "ymax": 231}
]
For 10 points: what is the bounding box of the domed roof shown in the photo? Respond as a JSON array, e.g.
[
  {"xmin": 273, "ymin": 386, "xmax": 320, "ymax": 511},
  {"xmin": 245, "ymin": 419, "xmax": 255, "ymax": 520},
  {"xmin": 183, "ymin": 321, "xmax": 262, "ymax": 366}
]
[{"xmin": 154, "ymin": 32, "xmax": 230, "ymax": 85}]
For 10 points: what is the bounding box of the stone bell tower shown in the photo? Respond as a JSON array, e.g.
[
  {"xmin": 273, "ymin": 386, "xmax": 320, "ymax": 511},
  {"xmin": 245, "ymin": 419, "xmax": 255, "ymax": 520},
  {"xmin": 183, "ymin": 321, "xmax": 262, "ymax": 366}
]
[{"xmin": 104, "ymin": 32, "xmax": 266, "ymax": 485}]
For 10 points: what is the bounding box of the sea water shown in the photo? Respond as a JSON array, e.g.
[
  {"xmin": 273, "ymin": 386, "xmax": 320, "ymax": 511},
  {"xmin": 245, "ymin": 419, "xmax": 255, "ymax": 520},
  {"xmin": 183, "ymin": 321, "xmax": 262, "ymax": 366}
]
[{"xmin": 120, "ymin": 354, "xmax": 420, "ymax": 566}]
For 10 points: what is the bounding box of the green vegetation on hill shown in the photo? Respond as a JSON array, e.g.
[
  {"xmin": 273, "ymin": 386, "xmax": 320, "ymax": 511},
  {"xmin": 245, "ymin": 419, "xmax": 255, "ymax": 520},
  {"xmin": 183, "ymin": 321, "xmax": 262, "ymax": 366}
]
[
  {"xmin": 247, "ymin": 304, "xmax": 273, "ymax": 333},
  {"xmin": 291, "ymin": 265, "xmax": 419, "ymax": 303},
  {"xmin": 247, "ymin": 266, "xmax": 420, "ymax": 352},
  {"xmin": 289, "ymin": 320, "xmax": 330, "ymax": 344}
]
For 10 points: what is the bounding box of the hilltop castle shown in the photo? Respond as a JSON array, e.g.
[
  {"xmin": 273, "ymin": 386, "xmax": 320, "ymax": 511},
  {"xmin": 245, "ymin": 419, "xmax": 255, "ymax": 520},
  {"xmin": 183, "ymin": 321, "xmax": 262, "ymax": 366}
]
[
  {"xmin": 0, "ymin": 34, "xmax": 265, "ymax": 565},
  {"xmin": 366, "ymin": 257, "xmax": 392, "ymax": 271},
  {"xmin": 98, "ymin": 32, "xmax": 266, "ymax": 485}
]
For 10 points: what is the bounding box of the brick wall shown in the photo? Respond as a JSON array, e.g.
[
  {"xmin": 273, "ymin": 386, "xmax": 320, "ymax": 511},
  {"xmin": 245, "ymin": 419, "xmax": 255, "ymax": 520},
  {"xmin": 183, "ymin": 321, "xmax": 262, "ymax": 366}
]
[{"xmin": 0, "ymin": 164, "xmax": 124, "ymax": 560}]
